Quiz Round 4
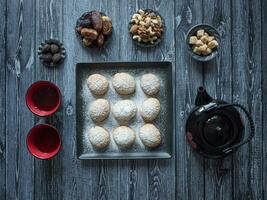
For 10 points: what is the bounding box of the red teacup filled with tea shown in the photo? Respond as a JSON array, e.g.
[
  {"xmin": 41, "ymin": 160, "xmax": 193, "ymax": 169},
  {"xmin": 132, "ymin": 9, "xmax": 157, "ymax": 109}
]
[
  {"xmin": 26, "ymin": 124, "xmax": 61, "ymax": 159},
  {"xmin": 26, "ymin": 81, "xmax": 61, "ymax": 116}
]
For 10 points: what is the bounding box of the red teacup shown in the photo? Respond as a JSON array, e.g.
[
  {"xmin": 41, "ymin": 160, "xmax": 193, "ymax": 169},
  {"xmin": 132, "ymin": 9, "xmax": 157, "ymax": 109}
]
[
  {"xmin": 26, "ymin": 81, "xmax": 61, "ymax": 116},
  {"xmin": 26, "ymin": 124, "xmax": 61, "ymax": 159}
]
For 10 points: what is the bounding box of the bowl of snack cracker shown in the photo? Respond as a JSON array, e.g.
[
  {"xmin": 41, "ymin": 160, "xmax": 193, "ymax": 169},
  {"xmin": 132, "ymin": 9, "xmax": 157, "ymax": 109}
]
[{"xmin": 186, "ymin": 24, "xmax": 220, "ymax": 62}]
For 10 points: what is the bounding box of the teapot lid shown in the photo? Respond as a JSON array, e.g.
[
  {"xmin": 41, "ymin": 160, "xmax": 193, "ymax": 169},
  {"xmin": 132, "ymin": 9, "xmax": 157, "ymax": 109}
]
[{"xmin": 202, "ymin": 114, "xmax": 233, "ymax": 147}]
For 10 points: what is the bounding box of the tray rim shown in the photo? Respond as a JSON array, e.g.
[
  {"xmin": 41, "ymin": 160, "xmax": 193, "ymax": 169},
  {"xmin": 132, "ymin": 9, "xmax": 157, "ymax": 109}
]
[{"xmin": 75, "ymin": 61, "xmax": 175, "ymax": 160}]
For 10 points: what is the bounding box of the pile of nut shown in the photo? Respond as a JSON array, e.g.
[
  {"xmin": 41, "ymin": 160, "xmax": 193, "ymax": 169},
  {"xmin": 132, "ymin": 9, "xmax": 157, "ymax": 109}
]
[
  {"xmin": 129, "ymin": 9, "xmax": 163, "ymax": 44},
  {"xmin": 189, "ymin": 29, "xmax": 219, "ymax": 56},
  {"xmin": 76, "ymin": 11, "xmax": 112, "ymax": 47},
  {"xmin": 40, "ymin": 43, "xmax": 62, "ymax": 65}
]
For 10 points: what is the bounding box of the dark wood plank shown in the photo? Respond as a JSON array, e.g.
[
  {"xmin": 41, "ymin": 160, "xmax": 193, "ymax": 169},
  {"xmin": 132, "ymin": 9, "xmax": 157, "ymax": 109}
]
[
  {"xmin": 60, "ymin": 0, "xmax": 91, "ymax": 199},
  {"xmin": 0, "ymin": 0, "xmax": 7, "ymax": 199},
  {"xmin": 232, "ymin": 0, "xmax": 263, "ymax": 199},
  {"xmin": 202, "ymin": 0, "xmax": 233, "ymax": 199},
  {"xmin": 262, "ymin": 0, "xmax": 267, "ymax": 199},
  {"xmin": 34, "ymin": 0, "xmax": 64, "ymax": 199},
  {"xmin": 146, "ymin": 1, "xmax": 176, "ymax": 200},
  {"xmin": 174, "ymin": 0, "xmax": 205, "ymax": 199},
  {"xmin": 5, "ymin": 0, "xmax": 35, "ymax": 199}
]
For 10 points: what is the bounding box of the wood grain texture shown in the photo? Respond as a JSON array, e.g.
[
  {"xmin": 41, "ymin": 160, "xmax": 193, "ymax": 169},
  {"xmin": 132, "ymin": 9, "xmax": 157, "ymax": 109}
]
[
  {"xmin": 232, "ymin": 0, "xmax": 263, "ymax": 199},
  {"xmin": 202, "ymin": 0, "xmax": 233, "ymax": 199},
  {"xmin": 262, "ymin": 0, "xmax": 267, "ymax": 199},
  {"xmin": 0, "ymin": 0, "xmax": 6, "ymax": 199},
  {"xmin": 1, "ymin": 0, "xmax": 266, "ymax": 199},
  {"xmin": 146, "ymin": 1, "xmax": 176, "ymax": 200},
  {"xmin": 5, "ymin": 0, "xmax": 35, "ymax": 199},
  {"xmin": 61, "ymin": 0, "xmax": 83, "ymax": 199},
  {"xmin": 34, "ymin": 0, "xmax": 64, "ymax": 199},
  {"xmin": 175, "ymin": 0, "xmax": 205, "ymax": 199}
]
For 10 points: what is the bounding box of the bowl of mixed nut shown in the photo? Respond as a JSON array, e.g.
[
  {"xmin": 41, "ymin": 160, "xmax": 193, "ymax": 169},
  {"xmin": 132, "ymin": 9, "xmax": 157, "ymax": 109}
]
[
  {"xmin": 129, "ymin": 9, "xmax": 164, "ymax": 47},
  {"xmin": 75, "ymin": 11, "xmax": 113, "ymax": 47},
  {"xmin": 186, "ymin": 24, "xmax": 220, "ymax": 62}
]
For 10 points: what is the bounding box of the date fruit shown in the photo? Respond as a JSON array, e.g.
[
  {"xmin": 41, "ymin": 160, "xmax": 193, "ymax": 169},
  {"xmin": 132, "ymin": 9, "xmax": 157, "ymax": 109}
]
[
  {"xmin": 76, "ymin": 11, "xmax": 113, "ymax": 47},
  {"xmin": 90, "ymin": 11, "xmax": 103, "ymax": 32},
  {"xmin": 82, "ymin": 38, "xmax": 92, "ymax": 46},
  {"xmin": 81, "ymin": 28, "xmax": 98, "ymax": 40},
  {"xmin": 102, "ymin": 19, "xmax": 112, "ymax": 35},
  {"xmin": 78, "ymin": 18, "xmax": 91, "ymax": 27},
  {"xmin": 97, "ymin": 34, "xmax": 104, "ymax": 46}
]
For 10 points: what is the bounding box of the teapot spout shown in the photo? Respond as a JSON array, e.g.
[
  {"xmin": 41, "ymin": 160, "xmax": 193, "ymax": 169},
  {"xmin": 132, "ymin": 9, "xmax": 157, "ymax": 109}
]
[{"xmin": 195, "ymin": 86, "xmax": 213, "ymax": 106}]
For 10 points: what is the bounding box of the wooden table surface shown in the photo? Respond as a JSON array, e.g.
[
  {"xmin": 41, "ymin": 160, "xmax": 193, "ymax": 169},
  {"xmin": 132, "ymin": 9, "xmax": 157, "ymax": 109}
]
[{"xmin": 1, "ymin": 0, "xmax": 266, "ymax": 199}]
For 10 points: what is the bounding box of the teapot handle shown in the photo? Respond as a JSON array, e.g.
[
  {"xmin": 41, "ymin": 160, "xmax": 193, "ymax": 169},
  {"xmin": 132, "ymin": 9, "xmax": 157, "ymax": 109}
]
[{"xmin": 215, "ymin": 104, "xmax": 255, "ymax": 154}]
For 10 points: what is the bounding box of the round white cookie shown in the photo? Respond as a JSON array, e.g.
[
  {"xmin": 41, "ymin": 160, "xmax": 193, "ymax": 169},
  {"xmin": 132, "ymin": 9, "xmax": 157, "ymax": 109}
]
[
  {"xmin": 140, "ymin": 98, "xmax": 160, "ymax": 122},
  {"xmin": 89, "ymin": 126, "xmax": 110, "ymax": 149},
  {"xmin": 112, "ymin": 72, "xmax": 136, "ymax": 95},
  {"xmin": 139, "ymin": 124, "xmax": 161, "ymax": 148},
  {"xmin": 87, "ymin": 74, "xmax": 109, "ymax": 96},
  {"xmin": 140, "ymin": 73, "xmax": 160, "ymax": 96},
  {"xmin": 113, "ymin": 126, "xmax": 136, "ymax": 148},
  {"xmin": 112, "ymin": 100, "xmax": 137, "ymax": 123},
  {"xmin": 89, "ymin": 99, "xmax": 110, "ymax": 122}
]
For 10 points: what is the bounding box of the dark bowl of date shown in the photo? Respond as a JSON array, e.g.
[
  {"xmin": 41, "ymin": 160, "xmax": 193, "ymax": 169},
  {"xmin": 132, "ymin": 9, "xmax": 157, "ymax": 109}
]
[
  {"xmin": 128, "ymin": 9, "xmax": 165, "ymax": 48},
  {"xmin": 186, "ymin": 24, "xmax": 220, "ymax": 62},
  {"xmin": 75, "ymin": 11, "xmax": 113, "ymax": 48},
  {"xmin": 38, "ymin": 39, "xmax": 66, "ymax": 67}
]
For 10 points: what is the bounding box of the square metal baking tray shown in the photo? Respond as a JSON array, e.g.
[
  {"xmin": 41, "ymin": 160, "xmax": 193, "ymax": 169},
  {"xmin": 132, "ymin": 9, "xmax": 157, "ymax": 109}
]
[{"xmin": 76, "ymin": 61, "xmax": 174, "ymax": 159}]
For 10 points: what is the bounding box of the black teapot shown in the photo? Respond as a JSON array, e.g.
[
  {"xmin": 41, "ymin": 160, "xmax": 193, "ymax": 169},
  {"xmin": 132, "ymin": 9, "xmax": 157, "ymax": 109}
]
[{"xmin": 186, "ymin": 87, "xmax": 255, "ymax": 159}]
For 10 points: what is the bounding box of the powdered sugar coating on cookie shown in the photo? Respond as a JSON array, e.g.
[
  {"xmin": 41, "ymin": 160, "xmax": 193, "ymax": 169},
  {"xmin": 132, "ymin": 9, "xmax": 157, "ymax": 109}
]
[
  {"xmin": 139, "ymin": 124, "xmax": 161, "ymax": 148},
  {"xmin": 112, "ymin": 100, "xmax": 137, "ymax": 123},
  {"xmin": 89, "ymin": 99, "xmax": 110, "ymax": 122},
  {"xmin": 112, "ymin": 72, "xmax": 136, "ymax": 95},
  {"xmin": 140, "ymin": 98, "xmax": 160, "ymax": 122},
  {"xmin": 140, "ymin": 73, "xmax": 160, "ymax": 96},
  {"xmin": 113, "ymin": 126, "xmax": 136, "ymax": 148},
  {"xmin": 89, "ymin": 126, "xmax": 110, "ymax": 149},
  {"xmin": 87, "ymin": 74, "xmax": 109, "ymax": 96}
]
